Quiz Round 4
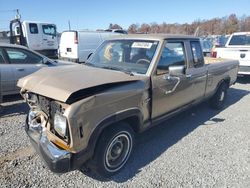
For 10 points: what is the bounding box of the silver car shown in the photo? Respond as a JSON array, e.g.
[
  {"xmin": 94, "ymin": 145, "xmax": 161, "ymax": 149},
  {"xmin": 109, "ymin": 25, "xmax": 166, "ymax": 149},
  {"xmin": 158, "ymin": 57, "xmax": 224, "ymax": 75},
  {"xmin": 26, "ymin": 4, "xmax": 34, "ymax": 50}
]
[{"xmin": 0, "ymin": 43, "xmax": 73, "ymax": 102}]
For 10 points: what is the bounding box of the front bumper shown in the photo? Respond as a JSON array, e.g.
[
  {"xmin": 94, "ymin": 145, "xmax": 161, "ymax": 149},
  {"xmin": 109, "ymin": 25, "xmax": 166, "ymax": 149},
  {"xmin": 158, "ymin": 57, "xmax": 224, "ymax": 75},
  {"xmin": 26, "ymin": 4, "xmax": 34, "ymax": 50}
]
[{"xmin": 25, "ymin": 116, "xmax": 91, "ymax": 173}]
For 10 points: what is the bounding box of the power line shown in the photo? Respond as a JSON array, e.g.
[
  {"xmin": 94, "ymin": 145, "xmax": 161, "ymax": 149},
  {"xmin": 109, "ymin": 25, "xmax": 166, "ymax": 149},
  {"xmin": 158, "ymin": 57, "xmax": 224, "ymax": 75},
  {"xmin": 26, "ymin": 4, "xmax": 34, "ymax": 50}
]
[{"xmin": 0, "ymin": 9, "xmax": 18, "ymax": 13}]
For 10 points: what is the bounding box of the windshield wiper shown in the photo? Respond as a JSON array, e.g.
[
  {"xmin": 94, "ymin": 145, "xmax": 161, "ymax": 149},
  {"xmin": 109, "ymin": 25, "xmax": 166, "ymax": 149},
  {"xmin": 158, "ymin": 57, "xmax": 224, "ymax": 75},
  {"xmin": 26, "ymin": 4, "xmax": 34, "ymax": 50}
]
[{"xmin": 101, "ymin": 66, "xmax": 134, "ymax": 76}]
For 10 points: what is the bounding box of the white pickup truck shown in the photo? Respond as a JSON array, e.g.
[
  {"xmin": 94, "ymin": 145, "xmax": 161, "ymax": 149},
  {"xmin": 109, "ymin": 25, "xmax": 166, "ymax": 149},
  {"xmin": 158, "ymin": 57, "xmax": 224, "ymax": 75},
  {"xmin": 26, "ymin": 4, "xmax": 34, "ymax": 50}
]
[{"xmin": 212, "ymin": 32, "xmax": 250, "ymax": 75}]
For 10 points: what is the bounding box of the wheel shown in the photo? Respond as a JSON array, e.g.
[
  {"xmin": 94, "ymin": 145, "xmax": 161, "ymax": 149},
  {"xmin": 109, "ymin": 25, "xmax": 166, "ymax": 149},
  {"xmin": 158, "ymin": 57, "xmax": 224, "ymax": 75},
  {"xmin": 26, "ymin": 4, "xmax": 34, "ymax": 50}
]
[
  {"xmin": 88, "ymin": 122, "xmax": 134, "ymax": 178},
  {"xmin": 210, "ymin": 82, "xmax": 228, "ymax": 110}
]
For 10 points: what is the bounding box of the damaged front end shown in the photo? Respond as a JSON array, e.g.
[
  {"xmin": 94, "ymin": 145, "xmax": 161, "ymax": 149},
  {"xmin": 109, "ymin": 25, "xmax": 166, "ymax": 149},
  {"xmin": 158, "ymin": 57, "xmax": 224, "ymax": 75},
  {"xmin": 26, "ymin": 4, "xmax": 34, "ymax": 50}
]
[{"xmin": 22, "ymin": 90, "xmax": 73, "ymax": 173}]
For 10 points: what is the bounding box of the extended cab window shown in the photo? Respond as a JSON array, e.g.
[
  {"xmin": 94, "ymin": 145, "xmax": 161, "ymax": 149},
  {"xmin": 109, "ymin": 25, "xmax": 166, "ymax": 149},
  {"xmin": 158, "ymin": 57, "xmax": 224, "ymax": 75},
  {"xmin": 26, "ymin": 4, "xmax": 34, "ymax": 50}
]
[
  {"xmin": 29, "ymin": 23, "xmax": 38, "ymax": 34},
  {"xmin": 191, "ymin": 41, "xmax": 204, "ymax": 67},
  {"xmin": 157, "ymin": 42, "xmax": 186, "ymax": 75},
  {"xmin": 0, "ymin": 49, "xmax": 5, "ymax": 64},
  {"xmin": 5, "ymin": 48, "xmax": 43, "ymax": 64}
]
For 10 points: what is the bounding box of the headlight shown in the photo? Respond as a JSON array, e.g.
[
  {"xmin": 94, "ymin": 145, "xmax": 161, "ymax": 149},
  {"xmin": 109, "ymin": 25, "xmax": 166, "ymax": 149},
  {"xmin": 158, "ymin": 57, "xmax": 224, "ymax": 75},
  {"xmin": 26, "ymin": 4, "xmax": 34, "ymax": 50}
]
[{"xmin": 54, "ymin": 113, "xmax": 67, "ymax": 137}]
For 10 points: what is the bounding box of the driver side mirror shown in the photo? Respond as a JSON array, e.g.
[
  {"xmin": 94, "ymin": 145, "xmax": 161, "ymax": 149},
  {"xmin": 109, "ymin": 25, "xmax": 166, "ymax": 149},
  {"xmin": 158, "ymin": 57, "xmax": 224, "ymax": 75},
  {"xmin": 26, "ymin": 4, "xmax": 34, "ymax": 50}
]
[{"xmin": 168, "ymin": 65, "xmax": 185, "ymax": 76}]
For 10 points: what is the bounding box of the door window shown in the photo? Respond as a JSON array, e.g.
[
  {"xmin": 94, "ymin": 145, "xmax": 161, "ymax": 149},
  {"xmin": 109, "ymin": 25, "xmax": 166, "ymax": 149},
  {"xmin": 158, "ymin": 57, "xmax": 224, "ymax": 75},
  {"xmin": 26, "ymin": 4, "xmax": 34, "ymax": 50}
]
[
  {"xmin": 191, "ymin": 41, "xmax": 204, "ymax": 67},
  {"xmin": 5, "ymin": 48, "xmax": 43, "ymax": 64},
  {"xmin": 29, "ymin": 23, "xmax": 38, "ymax": 34},
  {"xmin": 42, "ymin": 25, "xmax": 56, "ymax": 36},
  {"xmin": 157, "ymin": 42, "xmax": 186, "ymax": 75}
]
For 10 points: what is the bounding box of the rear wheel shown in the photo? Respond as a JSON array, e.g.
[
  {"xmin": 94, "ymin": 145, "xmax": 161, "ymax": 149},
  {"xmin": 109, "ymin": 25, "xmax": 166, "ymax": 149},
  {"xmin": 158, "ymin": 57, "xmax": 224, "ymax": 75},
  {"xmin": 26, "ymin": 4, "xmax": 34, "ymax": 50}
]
[
  {"xmin": 210, "ymin": 82, "xmax": 228, "ymax": 110},
  {"xmin": 88, "ymin": 122, "xmax": 134, "ymax": 178}
]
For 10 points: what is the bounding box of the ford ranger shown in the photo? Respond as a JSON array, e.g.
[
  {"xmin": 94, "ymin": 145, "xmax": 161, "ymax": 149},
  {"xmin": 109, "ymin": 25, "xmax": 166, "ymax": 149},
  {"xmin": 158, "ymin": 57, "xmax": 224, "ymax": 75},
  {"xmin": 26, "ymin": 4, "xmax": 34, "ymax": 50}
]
[{"xmin": 17, "ymin": 35, "xmax": 239, "ymax": 178}]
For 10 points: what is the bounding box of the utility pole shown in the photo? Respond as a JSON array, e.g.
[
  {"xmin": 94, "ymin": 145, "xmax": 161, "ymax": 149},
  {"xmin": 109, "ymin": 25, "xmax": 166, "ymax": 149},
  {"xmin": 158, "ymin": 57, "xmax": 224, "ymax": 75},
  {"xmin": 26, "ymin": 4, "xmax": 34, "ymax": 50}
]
[
  {"xmin": 15, "ymin": 9, "xmax": 21, "ymax": 20},
  {"xmin": 68, "ymin": 20, "xmax": 71, "ymax": 30}
]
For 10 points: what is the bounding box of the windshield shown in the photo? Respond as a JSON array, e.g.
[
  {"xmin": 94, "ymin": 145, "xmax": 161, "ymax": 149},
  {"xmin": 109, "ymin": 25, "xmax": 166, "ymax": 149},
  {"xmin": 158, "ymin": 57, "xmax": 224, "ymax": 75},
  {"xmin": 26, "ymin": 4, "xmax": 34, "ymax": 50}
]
[
  {"xmin": 42, "ymin": 24, "xmax": 57, "ymax": 36},
  {"xmin": 229, "ymin": 35, "xmax": 250, "ymax": 46},
  {"xmin": 87, "ymin": 39, "xmax": 159, "ymax": 74}
]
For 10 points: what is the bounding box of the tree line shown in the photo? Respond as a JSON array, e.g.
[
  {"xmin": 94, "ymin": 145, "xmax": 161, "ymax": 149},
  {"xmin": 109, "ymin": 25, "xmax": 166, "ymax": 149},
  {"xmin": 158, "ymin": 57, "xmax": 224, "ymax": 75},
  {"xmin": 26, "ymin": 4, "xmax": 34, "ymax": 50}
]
[{"xmin": 109, "ymin": 14, "xmax": 250, "ymax": 36}]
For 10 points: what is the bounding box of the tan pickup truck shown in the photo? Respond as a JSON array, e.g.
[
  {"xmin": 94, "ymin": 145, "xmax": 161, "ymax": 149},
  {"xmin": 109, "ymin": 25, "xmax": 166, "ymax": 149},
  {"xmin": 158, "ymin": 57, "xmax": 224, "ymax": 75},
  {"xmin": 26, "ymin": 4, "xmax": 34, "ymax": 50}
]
[{"xmin": 18, "ymin": 34, "xmax": 239, "ymax": 178}]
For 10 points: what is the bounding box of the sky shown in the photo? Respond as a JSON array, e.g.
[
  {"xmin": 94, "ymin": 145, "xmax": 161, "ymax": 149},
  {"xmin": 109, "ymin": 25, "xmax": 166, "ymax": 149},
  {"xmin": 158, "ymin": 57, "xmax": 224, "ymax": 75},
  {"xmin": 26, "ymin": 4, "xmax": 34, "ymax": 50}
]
[{"xmin": 0, "ymin": 0, "xmax": 250, "ymax": 32}]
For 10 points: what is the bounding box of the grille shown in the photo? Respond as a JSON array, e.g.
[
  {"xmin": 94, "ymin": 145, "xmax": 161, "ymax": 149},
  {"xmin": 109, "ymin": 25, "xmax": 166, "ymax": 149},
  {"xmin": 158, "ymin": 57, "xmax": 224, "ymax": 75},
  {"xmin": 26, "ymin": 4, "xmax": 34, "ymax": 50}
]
[
  {"xmin": 36, "ymin": 95, "xmax": 69, "ymax": 143},
  {"xmin": 50, "ymin": 101, "xmax": 62, "ymax": 120},
  {"xmin": 38, "ymin": 95, "xmax": 50, "ymax": 115},
  {"xmin": 37, "ymin": 96, "xmax": 62, "ymax": 117}
]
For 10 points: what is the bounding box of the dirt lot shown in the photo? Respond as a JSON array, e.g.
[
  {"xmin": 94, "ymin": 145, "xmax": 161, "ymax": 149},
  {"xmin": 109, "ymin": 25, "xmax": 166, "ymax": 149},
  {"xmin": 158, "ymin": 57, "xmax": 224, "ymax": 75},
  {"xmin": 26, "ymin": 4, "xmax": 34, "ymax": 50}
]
[{"xmin": 0, "ymin": 77, "xmax": 250, "ymax": 188}]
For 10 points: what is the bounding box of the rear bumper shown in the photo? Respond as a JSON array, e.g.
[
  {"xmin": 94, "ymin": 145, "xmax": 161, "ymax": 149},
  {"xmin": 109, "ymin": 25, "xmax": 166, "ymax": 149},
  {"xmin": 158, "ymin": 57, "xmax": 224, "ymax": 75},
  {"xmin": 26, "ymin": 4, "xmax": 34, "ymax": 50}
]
[
  {"xmin": 25, "ymin": 116, "xmax": 92, "ymax": 173},
  {"xmin": 238, "ymin": 66, "xmax": 250, "ymax": 75},
  {"xmin": 58, "ymin": 57, "xmax": 79, "ymax": 63}
]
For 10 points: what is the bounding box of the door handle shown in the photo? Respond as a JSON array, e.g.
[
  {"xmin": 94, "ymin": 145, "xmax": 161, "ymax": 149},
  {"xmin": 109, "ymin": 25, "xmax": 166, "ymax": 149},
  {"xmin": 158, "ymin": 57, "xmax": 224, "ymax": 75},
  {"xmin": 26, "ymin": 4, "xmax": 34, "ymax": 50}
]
[
  {"xmin": 186, "ymin": 74, "xmax": 192, "ymax": 78},
  {"xmin": 16, "ymin": 68, "xmax": 24, "ymax": 71},
  {"xmin": 43, "ymin": 39, "xmax": 48, "ymax": 41}
]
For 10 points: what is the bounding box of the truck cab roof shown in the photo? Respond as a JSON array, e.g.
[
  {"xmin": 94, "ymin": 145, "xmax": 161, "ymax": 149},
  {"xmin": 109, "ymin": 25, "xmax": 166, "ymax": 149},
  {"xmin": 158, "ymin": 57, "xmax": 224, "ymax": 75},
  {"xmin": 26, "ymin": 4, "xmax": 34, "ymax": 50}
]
[{"xmin": 109, "ymin": 34, "xmax": 199, "ymax": 41}]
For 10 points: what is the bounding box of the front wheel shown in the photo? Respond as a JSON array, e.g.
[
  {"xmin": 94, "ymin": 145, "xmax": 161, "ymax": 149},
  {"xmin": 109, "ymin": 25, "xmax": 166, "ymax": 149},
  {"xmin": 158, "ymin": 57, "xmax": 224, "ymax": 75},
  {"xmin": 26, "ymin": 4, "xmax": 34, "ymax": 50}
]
[
  {"xmin": 88, "ymin": 122, "xmax": 134, "ymax": 178},
  {"xmin": 210, "ymin": 82, "xmax": 228, "ymax": 110}
]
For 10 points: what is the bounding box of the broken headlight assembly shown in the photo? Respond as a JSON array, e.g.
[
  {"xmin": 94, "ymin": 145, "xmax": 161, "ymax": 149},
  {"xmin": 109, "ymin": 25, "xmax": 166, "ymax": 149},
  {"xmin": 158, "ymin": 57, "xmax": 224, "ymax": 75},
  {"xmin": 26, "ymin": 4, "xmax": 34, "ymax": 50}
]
[
  {"xmin": 54, "ymin": 113, "xmax": 68, "ymax": 138},
  {"xmin": 28, "ymin": 110, "xmax": 47, "ymax": 132},
  {"xmin": 25, "ymin": 92, "xmax": 39, "ymax": 107}
]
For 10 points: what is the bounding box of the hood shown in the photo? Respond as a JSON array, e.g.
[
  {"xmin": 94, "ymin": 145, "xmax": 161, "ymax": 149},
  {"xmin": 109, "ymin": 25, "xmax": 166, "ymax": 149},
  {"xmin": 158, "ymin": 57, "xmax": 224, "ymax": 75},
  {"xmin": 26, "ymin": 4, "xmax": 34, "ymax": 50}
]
[
  {"xmin": 17, "ymin": 64, "xmax": 144, "ymax": 103},
  {"xmin": 44, "ymin": 59, "xmax": 75, "ymax": 66},
  {"xmin": 53, "ymin": 60, "xmax": 76, "ymax": 65}
]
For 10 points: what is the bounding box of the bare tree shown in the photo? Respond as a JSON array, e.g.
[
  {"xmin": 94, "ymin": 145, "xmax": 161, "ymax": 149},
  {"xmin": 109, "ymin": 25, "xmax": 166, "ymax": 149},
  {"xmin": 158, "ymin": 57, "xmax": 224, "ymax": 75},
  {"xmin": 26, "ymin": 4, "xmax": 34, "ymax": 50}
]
[
  {"xmin": 127, "ymin": 14, "xmax": 250, "ymax": 35},
  {"xmin": 128, "ymin": 24, "xmax": 139, "ymax": 33}
]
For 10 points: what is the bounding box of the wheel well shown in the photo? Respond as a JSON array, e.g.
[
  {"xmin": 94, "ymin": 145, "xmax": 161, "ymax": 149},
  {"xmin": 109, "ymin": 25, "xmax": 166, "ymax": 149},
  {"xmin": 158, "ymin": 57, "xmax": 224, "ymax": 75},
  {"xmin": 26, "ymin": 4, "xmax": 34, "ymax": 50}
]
[
  {"xmin": 121, "ymin": 116, "xmax": 141, "ymax": 133},
  {"xmin": 218, "ymin": 77, "xmax": 230, "ymax": 90},
  {"xmin": 98, "ymin": 116, "xmax": 141, "ymax": 138},
  {"xmin": 90, "ymin": 115, "xmax": 141, "ymax": 158},
  {"xmin": 224, "ymin": 78, "xmax": 230, "ymax": 88}
]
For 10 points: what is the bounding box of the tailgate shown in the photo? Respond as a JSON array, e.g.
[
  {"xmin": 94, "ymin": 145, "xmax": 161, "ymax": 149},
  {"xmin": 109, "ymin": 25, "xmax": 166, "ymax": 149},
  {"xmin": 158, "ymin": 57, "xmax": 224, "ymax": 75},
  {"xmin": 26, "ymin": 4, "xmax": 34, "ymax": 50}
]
[
  {"xmin": 217, "ymin": 48, "xmax": 250, "ymax": 66},
  {"xmin": 59, "ymin": 31, "xmax": 78, "ymax": 59}
]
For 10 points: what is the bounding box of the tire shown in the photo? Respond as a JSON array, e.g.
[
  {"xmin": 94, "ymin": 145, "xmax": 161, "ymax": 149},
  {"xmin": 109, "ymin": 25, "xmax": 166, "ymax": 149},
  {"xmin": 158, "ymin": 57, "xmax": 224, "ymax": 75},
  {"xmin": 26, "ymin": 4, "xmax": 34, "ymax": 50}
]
[
  {"xmin": 88, "ymin": 122, "xmax": 134, "ymax": 178},
  {"xmin": 210, "ymin": 82, "xmax": 228, "ymax": 110}
]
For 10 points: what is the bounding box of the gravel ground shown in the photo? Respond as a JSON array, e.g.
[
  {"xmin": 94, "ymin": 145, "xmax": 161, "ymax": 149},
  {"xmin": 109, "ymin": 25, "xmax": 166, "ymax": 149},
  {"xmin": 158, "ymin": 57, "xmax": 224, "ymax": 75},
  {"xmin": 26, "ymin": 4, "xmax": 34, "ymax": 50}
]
[{"xmin": 0, "ymin": 77, "xmax": 250, "ymax": 188}]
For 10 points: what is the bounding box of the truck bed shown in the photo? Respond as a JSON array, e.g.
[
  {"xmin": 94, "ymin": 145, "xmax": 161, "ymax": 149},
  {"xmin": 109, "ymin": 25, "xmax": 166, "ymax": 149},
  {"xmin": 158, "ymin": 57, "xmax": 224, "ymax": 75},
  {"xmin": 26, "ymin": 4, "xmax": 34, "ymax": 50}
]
[{"xmin": 205, "ymin": 57, "xmax": 229, "ymax": 64}]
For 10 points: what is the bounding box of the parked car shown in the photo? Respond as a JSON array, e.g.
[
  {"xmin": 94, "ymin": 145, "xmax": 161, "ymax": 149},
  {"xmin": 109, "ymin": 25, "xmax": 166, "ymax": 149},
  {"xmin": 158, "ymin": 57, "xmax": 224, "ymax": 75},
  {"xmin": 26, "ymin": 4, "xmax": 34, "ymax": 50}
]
[
  {"xmin": 58, "ymin": 31, "xmax": 122, "ymax": 63},
  {"xmin": 10, "ymin": 19, "xmax": 58, "ymax": 58},
  {"xmin": 200, "ymin": 39, "xmax": 212, "ymax": 57},
  {"xmin": 18, "ymin": 34, "xmax": 239, "ymax": 178},
  {"xmin": 0, "ymin": 43, "xmax": 73, "ymax": 102},
  {"xmin": 104, "ymin": 29, "xmax": 128, "ymax": 34},
  {"xmin": 212, "ymin": 32, "xmax": 250, "ymax": 75}
]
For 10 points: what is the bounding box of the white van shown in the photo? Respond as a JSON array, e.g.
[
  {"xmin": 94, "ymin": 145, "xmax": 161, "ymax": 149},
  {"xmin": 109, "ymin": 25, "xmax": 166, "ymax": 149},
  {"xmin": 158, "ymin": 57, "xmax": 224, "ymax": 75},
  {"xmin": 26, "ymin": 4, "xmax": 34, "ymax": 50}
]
[
  {"xmin": 59, "ymin": 31, "xmax": 121, "ymax": 63},
  {"xmin": 10, "ymin": 19, "xmax": 58, "ymax": 58}
]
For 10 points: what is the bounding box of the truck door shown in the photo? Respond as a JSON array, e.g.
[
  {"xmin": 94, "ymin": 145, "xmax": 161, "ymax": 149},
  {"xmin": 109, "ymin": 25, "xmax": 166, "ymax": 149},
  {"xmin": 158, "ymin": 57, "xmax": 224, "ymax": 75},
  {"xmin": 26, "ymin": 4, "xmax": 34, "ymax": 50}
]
[
  {"xmin": 151, "ymin": 41, "xmax": 195, "ymax": 118},
  {"xmin": 3, "ymin": 47, "xmax": 45, "ymax": 92},
  {"xmin": 41, "ymin": 24, "xmax": 58, "ymax": 50},
  {"xmin": 0, "ymin": 48, "xmax": 15, "ymax": 94},
  {"xmin": 24, "ymin": 22, "xmax": 43, "ymax": 51},
  {"xmin": 185, "ymin": 41, "xmax": 207, "ymax": 100}
]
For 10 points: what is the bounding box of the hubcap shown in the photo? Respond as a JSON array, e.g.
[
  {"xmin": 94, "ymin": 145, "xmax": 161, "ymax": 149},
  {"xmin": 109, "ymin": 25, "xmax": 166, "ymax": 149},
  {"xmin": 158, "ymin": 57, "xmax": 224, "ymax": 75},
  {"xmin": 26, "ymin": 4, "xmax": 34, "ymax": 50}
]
[{"xmin": 105, "ymin": 132, "xmax": 132, "ymax": 172}]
